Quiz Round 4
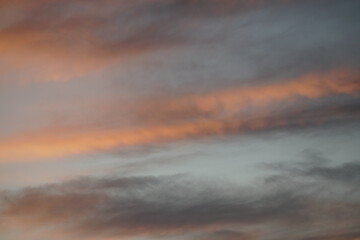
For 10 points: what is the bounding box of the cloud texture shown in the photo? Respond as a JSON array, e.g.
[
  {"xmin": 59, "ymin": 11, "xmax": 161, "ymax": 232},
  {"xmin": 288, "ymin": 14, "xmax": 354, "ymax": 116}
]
[
  {"xmin": 0, "ymin": 1, "xmax": 359, "ymax": 240},
  {"xmin": 1, "ymin": 159, "xmax": 360, "ymax": 240}
]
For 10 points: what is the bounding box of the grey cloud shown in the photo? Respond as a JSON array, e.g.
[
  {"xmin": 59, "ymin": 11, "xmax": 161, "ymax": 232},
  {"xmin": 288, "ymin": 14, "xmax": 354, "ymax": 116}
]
[
  {"xmin": 0, "ymin": 175, "xmax": 306, "ymax": 237},
  {"xmin": 0, "ymin": 0, "xmax": 359, "ymax": 96},
  {"xmin": 195, "ymin": 230, "xmax": 255, "ymax": 240},
  {"xmin": 299, "ymin": 231, "xmax": 360, "ymax": 240},
  {"xmin": 300, "ymin": 161, "xmax": 360, "ymax": 186},
  {"xmin": 2, "ymin": 168, "xmax": 360, "ymax": 239},
  {"xmin": 2, "ymin": 0, "xmax": 359, "ymax": 64},
  {"xmin": 266, "ymin": 153, "xmax": 360, "ymax": 187}
]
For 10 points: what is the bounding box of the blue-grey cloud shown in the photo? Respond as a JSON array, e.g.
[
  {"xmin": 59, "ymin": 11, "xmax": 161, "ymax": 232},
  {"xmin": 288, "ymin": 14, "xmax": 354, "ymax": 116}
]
[{"xmin": 2, "ymin": 158, "xmax": 360, "ymax": 239}]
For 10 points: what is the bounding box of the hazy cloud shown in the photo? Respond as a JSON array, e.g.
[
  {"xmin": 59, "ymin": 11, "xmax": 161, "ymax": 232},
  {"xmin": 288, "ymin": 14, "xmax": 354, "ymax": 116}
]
[
  {"xmin": 1, "ymin": 1, "xmax": 360, "ymax": 239},
  {"xmin": 1, "ymin": 68, "xmax": 359, "ymax": 161},
  {"xmin": 2, "ymin": 158, "xmax": 360, "ymax": 239}
]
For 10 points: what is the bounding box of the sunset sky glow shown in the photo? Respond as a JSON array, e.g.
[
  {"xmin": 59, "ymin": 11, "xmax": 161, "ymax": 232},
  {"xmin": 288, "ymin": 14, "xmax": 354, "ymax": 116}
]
[{"xmin": 0, "ymin": 1, "xmax": 360, "ymax": 240}]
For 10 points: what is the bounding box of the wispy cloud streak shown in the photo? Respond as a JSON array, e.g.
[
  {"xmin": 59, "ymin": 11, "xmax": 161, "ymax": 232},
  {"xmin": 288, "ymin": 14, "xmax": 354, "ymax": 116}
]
[
  {"xmin": 0, "ymin": 69, "xmax": 359, "ymax": 161},
  {"xmin": 1, "ymin": 159, "xmax": 359, "ymax": 239}
]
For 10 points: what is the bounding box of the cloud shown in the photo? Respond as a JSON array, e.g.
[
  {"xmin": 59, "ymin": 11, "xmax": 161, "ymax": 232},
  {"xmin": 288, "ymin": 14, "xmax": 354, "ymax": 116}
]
[
  {"xmin": 1, "ymin": 100, "xmax": 359, "ymax": 162},
  {"xmin": 0, "ymin": 175, "xmax": 311, "ymax": 239},
  {"xmin": 1, "ymin": 1, "xmax": 359, "ymax": 239},
  {"xmin": 2, "ymin": 0, "xmax": 358, "ymax": 82},
  {"xmin": 1, "ymin": 157, "xmax": 360, "ymax": 240},
  {"xmin": 0, "ymin": 68, "xmax": 359, "ymax": 162},
  {"xmin": 129, "ymin": 68, "xmax": 360, "ymax": 124},
  {"xmin": 305, "ymin": 162, "xmax": 360, "ymax": 184},
  {"xmin": 0, "ymin": 0, "xmax": 182, "ymax": 82},
  {"xmin": 1, "ymin": 176, "xmax": 307, "ymax": 235},
  {"xmin": 270, "ymin": 158, "xmax": 360, "ymax": 187},
  {"xmin": 299, "ymin": 231, "xmax": 360, "ymax": 240},
  {"xmin": 0, "ymin": 0, "xmax": 290, "ymax": 82},
  {"xmin": 195, "ymin": 230, "xmax": 255, "ymax": 240}
]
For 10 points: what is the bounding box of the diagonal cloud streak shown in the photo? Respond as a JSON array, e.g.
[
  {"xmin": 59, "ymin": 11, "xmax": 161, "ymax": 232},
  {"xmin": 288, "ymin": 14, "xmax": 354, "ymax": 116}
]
[{"xmin": 0, "ymin": 68, "xmax": 359, "ymax": 161}]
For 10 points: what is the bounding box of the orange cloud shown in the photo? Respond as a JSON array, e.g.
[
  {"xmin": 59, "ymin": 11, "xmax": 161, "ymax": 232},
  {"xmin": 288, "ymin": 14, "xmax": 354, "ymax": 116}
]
[
  {"xmin": 133, "ymin": 68, "xmax": 360, "ymax": 123},
  {"xmin": 0, "ymin": 1, "xmax": 178, "ymax": 82},
  {"xmin": 0, "ymin": 15, "xmax": 110, "ymax": 82},
  {"xmin": 0, "ymin": 0, "xmax": 310, "ymax": 83},
  {"xmin": 0, "ymin": 69, "xmax": 358, "ymax": 162}
]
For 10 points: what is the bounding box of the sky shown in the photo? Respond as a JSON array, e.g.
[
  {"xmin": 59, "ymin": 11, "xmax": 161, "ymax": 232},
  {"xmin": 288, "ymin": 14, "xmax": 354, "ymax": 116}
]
[{"xmin": 0, "ymin": 0, "xmax": 360, "ymax": 239}]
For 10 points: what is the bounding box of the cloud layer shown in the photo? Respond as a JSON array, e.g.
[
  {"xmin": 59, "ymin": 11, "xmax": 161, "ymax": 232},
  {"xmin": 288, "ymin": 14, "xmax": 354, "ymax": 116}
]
[
  {"xmin": 1, "ymin": 159, "xmax": 360, "ymax": 240},
  {"xmin": 1, "ymin": 1, "xmax": 360, "ymax": 240},
  {"xmin": 1, "ymin": 68, "xmax": 359, "ymax": 161}
]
